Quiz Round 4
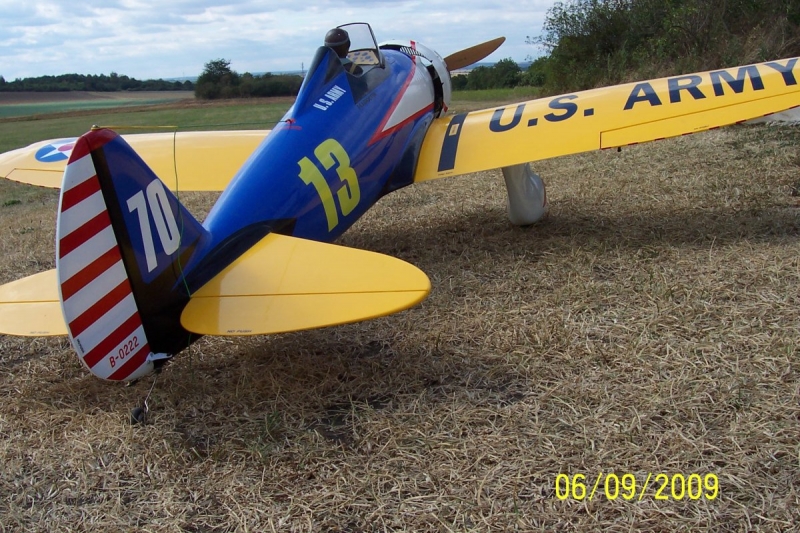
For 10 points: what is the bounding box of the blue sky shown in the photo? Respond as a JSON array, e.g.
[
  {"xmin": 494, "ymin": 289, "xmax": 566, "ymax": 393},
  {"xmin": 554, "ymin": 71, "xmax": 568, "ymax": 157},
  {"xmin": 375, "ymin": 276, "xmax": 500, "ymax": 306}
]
[{"xmin": 0, "ymin": 0, "xmax": 557, "ymax": 80}]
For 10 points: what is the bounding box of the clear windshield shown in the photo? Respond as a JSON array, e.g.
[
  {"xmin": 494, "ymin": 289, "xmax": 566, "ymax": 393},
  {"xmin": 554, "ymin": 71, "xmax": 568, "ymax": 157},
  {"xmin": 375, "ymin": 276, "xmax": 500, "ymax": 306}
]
[{"xmin": 337, "ymin": 23, "xmax": 382, "ymax": 69}]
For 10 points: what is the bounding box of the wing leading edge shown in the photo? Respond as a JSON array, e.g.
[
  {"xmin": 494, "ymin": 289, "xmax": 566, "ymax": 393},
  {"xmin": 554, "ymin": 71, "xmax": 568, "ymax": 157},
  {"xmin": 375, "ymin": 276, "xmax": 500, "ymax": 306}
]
[
  {"xmin": 415, "ymin": 57, "xmax": 800, "ymax": 181},
  {"xmin": 0, "ymin": 130, "xmax": 268, "ymax": 191}
]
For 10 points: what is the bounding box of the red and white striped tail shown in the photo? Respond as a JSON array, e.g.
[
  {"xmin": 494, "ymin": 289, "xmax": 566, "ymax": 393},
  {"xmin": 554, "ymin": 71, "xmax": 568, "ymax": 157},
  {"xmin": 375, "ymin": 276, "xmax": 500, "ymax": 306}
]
[{"xmin": 56, "ymin": 135, "xmax": 154, "ymax": 382}]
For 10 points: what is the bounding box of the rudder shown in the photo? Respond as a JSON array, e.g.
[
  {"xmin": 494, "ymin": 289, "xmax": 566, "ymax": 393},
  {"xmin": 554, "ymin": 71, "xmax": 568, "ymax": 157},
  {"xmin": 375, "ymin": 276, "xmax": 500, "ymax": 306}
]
[{"xmin": 56, "ymin": 129, "xmax": 207, "ymax": 381}]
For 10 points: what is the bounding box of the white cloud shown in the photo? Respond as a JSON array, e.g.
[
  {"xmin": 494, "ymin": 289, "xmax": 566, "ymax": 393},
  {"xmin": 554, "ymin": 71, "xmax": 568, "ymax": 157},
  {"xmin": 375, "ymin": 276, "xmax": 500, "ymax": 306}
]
[{"xmin": 0, "ymin": 0, "xmax": 556, "ymax": 80}]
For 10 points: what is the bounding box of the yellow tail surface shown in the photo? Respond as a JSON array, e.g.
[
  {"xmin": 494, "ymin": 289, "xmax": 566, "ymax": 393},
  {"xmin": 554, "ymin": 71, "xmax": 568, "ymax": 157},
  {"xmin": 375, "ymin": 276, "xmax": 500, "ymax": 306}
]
[
  {"xmin": 0, "ymin": 270, "xmax": 66, "ymax": 336},
  {"xmin": 181, "ymin": 233, "xmax": 431, "ymax": 336}
]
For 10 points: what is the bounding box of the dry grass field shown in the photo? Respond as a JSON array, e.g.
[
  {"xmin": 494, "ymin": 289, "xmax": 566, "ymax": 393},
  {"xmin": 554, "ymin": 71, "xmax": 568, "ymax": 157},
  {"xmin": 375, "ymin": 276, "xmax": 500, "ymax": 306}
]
[{"xmin": 0, "ymin": 105, "xmax": 798, "ymax": 531}]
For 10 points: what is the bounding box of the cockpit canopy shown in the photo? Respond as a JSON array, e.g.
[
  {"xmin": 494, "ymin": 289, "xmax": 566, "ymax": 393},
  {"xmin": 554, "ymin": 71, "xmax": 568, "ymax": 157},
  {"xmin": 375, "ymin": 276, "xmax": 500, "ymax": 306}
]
[
  {"xmin": 336, "ymin": 22, "xmax": 383, "ymax": 74},
  {"xmin": 316, "ymin": 22, "xmax": 451, "ymax": 116}
]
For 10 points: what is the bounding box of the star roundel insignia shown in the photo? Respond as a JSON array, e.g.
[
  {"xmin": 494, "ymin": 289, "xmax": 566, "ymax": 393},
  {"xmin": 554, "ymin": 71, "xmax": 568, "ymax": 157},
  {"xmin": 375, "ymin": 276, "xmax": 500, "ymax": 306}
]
[{"xmin": 35, "ymin": 139, "xmax": 78, "ymax": 163}]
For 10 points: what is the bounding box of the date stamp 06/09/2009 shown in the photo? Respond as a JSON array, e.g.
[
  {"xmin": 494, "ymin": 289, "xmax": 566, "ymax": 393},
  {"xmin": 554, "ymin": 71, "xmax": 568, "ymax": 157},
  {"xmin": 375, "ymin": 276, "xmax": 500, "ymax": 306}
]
[{"xmin": 554, "ymin": 473, "xmax": 719, "ymax": 502}]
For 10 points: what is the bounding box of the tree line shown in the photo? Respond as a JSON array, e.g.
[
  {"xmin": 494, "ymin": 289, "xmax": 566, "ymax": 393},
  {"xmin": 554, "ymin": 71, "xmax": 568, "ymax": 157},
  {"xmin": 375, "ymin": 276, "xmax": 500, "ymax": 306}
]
[
  {"xmin": 194, "ymin": 59, "xmax": 302, "ymax": 99},
  {"xmin": 0, "ymin": 73, "xmax": 192, "ymax": 92},
  {"xmin": 529, "ymin": 0, "xmax": 800, "ymax": 93},
  {"xmin": 194, "ymin": 56, "xmax": 530, "ymax": 98},
  {"xmin": 451, "ymin": 59, "xmax": 529, "ymax": 90},
  {"xmin": 456, "ymin": 0, "xmax": 799, "ymax": 94}
]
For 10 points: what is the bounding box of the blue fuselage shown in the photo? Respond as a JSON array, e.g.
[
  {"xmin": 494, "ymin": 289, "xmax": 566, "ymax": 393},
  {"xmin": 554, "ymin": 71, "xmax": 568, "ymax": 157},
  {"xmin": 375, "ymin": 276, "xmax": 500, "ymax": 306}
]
[{"xmin": 194, "ymin": 47, "xmax": 433, "ymax": 273}]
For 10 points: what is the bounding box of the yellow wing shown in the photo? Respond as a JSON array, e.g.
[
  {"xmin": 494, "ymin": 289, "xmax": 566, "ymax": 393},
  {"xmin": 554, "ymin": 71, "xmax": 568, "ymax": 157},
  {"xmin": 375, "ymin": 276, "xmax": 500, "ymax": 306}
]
[
  {"xmin": 0, "ymin": 235, "xmax": 430, "ymax": 337},
  {"xmin": 416, "ymin": 57, "xmax": 800, "ymax": 181},
  {"xmin": 181, "ymin": 233, "xmax": 430, "ymax": 335},
  {"xmin": 0, "ymin": 270, "xmax": 66, "ymax": 336},
  {"xmin": 0, "ymin": 130, "xmax": 268, "ymax": 191}
]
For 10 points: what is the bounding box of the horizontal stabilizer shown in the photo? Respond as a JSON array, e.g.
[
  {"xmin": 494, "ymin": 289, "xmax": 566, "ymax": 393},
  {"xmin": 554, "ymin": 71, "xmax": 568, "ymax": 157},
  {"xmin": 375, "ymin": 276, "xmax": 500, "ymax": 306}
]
[
  {"xmin": 181, "ymin": 233, "xmax": 430, "ymax": 335},
  {"xmin": 0, "ymin": 270, "xmax": 66, "ymax": 336},
  {"xmin": 0, "ymin": 130, "xmax": 268, "ymax": 191}
]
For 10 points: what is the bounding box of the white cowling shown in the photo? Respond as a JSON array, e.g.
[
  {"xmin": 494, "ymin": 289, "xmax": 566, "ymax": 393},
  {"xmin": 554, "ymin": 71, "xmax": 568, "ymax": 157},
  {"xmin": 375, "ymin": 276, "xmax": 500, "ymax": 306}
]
[{"xmin": 502, "ymin": 163, "xmax": 548, "ymax": 226}]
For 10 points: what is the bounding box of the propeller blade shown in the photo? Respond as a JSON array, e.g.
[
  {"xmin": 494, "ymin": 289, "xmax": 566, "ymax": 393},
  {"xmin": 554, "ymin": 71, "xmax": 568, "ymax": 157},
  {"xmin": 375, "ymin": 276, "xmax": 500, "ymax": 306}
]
[{"xmin": 443, "ymin": 37, "xmax": 506, "ymax": 71}]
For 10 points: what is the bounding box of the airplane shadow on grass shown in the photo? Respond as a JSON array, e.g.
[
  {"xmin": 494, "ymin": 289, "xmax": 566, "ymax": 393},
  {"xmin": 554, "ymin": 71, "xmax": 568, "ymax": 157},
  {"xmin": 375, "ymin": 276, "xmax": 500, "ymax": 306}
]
[
  {"xmin": 11, "ymin": 199, "xmax": 798, "ymax": 448},
  {"xmin": 347, "ymin": 200, "xmax": 800, "ymax": 271}
]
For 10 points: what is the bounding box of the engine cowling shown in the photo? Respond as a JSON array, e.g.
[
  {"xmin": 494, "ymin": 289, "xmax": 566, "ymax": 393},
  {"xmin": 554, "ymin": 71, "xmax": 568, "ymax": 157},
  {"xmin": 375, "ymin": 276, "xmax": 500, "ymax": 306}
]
[{"xmin": 380, "ymin": 40, "xmax": 452, "ymax": 117}]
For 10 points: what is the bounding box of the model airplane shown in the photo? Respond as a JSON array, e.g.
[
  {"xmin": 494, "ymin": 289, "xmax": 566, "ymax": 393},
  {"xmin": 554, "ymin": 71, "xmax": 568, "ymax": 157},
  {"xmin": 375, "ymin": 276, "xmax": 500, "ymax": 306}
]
[{"xmin": 1, "ymin": 23, "xmax": 799, "ymax": 385}]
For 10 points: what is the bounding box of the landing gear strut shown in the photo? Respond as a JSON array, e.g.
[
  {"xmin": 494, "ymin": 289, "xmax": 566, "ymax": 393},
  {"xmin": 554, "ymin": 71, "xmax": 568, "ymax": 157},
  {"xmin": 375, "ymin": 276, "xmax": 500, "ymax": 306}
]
[{"xmin": 502, "ymin": 163, "xmax": 548, "ymax": 226}]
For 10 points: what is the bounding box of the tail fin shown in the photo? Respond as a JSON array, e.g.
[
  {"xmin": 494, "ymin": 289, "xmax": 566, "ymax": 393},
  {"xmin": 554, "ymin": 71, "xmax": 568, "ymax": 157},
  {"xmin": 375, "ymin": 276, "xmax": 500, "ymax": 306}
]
[{"xmin": 56, "ymin": 129, "xmax": 208, "ymax": 381}]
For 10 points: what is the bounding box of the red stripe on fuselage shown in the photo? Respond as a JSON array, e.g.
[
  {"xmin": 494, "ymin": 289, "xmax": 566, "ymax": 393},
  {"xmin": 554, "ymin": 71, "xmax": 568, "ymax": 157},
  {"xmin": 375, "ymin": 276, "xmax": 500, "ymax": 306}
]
[
  {"xmin": 375, "ymin": 103, "xmax": 434, "ymax": 142},
  {"xmin": 369, "ymin": 43, "xmax": 421, "ymax": 145}
]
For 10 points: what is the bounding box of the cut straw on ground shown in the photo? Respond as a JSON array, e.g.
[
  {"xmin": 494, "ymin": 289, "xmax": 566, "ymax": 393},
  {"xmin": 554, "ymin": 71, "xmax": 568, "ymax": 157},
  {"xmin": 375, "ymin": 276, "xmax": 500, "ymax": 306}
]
[{"xmin": 1, "ymin": 121, "xmax": 799, "ymax": 532}]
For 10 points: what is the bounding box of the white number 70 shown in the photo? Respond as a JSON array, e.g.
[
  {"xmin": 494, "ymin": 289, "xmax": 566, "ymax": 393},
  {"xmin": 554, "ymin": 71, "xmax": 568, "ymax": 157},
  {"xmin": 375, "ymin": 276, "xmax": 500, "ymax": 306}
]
[{"xmin": 126, "ymin": 180, "xmax": 181, "ymax": 273}]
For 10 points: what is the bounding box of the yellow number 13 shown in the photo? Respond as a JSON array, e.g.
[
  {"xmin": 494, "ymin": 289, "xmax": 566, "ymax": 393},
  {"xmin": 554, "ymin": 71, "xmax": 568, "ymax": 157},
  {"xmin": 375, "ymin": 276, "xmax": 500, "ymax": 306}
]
[{"xmin": 298, "ymin": 139, "xmax": 361, "ymax": 232}]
